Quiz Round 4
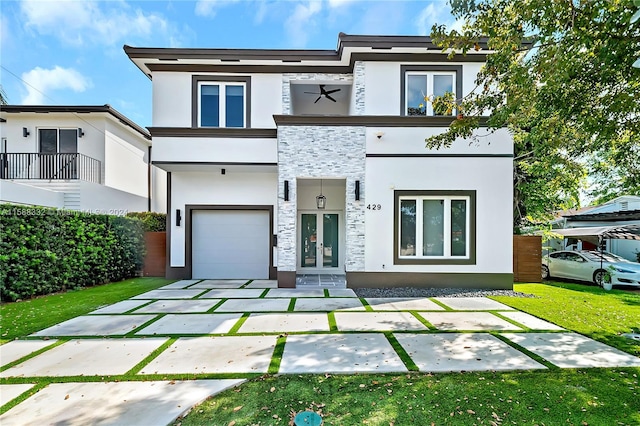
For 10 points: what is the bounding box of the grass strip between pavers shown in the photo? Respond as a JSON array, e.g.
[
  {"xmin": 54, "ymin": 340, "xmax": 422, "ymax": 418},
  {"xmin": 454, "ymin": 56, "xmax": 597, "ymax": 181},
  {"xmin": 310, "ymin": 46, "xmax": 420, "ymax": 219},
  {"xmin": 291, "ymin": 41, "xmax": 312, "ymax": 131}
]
[
  {"xmin": 324, "ymin": 289, "xmax": 330, "ymax": 298},
  {"xmin": 327, "ymin": 312, "xmax": 338, "ymax": 332},
  {"xmin": 259, "ymin": 289, "xmax": 269, "ymax": 298},
  {"xmin": 0, "ymin": 339, "xmax": 66, "ymax": 373},
  {"xmin": 206, "ymin": 299, "xmax": 228, "ymax": 313},
  {"xmin": 240, "ymin": 280, "xmax": 253, "ymax": 289},
  {"xmin": 125, "ymin": 337, "xmax": 178, "ymax": 375},
  {"xmin": 360, "ymin": 298, "xmax": 374, "ymax": 312},
  {"xmin": 409, "ymin": 311, "xmax": 438, "ymax": 330},
  {"xmin": 287, "ymin": 298, "xmax": 296, "ymax": 312},
  {"xmin": 491, "ymin": 332, "xmax": 559, "ymax": 370},
  {"xmin": 428, "ymin": 297, "xmax": 454, "ymax": 311},
  {"xmin": 491, "ymin": 311, "xmax": 532, "ymax": 330},
  {"xmin": 268, "ymin": 335, "xmax": 287, "ymax": 374},
  {"xmin": 227, "ymin": 313, "xmax": 251, "ymax": 335},
  {"xmin": 192, "ymin": 289, "xmax": 211, "ymax": 299},
  {"xmin": 384, "ymin": 332, "xmax": 419, "ymax": 372},
  {"xmin": 124, "ymin": 313, "xmax": 167, "ymax": 337},
  {"xmin": 0, "ymin": 381, "xmax": 48, "ymax": 416},
  {"xmin": 122, "ymin": 300, "xmax": 155, "ymax": 314}
]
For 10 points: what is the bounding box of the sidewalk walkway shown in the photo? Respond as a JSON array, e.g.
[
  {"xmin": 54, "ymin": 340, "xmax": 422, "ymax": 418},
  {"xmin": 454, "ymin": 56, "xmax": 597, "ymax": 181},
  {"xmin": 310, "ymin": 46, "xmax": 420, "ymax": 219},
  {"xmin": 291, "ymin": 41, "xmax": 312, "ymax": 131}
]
[{"xmin": 1, "ymin": 279, "xmax": 639, "ymax": 425}]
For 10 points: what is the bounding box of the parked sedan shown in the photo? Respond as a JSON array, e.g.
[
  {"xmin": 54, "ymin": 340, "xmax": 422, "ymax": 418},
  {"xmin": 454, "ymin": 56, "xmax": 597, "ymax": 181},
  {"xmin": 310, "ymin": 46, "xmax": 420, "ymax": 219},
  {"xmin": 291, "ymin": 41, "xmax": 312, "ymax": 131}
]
[{"xmin": 541, "ymin": 250, "xmax": 640, "ymax": 287}]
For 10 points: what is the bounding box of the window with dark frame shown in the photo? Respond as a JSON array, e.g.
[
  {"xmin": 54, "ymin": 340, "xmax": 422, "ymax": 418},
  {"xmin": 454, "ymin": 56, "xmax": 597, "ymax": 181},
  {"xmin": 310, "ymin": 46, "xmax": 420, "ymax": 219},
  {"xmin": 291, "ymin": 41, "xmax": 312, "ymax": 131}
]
[
  {"xmin": 192, "ymin": 75, "xmax": 251, "ymax": 129},
  {"xmin": 395, "ymin": 190, "xmax": 476, "ymax": 265},
  {"xmin": 400, "ymin": 65, "xmax": 462, "ymax": 117}
]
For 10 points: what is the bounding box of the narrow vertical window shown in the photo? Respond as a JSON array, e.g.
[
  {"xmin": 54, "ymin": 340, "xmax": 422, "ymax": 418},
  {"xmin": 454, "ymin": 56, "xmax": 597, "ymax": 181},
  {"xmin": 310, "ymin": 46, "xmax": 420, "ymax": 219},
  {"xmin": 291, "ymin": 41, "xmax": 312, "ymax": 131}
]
[
  {"xmin": 400, "ymin": 200, "xmax": 417, "ymax": 256},
  {"xmin": 423, "ymin": 199, "xmax": 444, "ymax": 256},
  {"xmin": 450, "ymin": 199, "xmax": 467, "ymax": 256},
  {"xmin": 200, "ymin": 85, "xmax": 220, "ymax": 127},
  {"xmin": 406, "ymin": 74, "xmax": 428, "ymax": 116},
  {"xmin": 225, "ymin": 85, "xmax": 244, "ymax": 128}
]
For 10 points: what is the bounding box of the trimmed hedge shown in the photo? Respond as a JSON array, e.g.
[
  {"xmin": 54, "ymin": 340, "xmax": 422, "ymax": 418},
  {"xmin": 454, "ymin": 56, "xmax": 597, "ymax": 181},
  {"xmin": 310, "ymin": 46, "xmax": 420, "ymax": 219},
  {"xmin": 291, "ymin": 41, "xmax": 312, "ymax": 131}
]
[
  {"xmin": 0, "ymin": 204, "xmax": 145, "ymax": 302},
  {"xmin": 126, "ymin": 212, "xmax": 166, "ymax": 232}
]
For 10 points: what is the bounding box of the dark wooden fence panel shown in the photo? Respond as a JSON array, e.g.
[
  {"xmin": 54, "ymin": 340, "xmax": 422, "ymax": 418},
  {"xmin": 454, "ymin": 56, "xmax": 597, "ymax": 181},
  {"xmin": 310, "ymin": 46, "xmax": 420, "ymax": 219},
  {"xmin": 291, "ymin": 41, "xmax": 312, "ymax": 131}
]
[
  {"xmin": 513, "ymin": 235, "xmax": 542, "ymax": 282},
  {"xmin": 144, "ymin": 232, "xmax": 166, "ymax": 277}
]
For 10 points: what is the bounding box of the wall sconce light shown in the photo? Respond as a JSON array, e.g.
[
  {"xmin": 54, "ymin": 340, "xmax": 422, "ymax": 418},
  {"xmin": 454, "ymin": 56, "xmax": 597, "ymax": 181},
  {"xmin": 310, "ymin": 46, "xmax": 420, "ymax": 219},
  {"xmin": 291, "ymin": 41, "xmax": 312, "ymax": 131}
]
[
  {"xmin": 23, "ymin": 127, "xmax": 30, "ymax": 138},
  {"xmin": 221, "ymin": 168, "xmax": 226, "ymax": 175},
  {"xmin": 77, "ymin": 128, "xmax": 84, "ymax": 138},
  {"xmin": 355, "ymin": 180, "xmax": 360, "ymax": 201},
  {"xmin": 176, "ymin": 209, "xmax": 182, "ymax": 226},
  {"xmin": 316, "ymin": 179, "xmax": 326, "ymax": 209},
  {"xmin": 375, "ymin": 131, "xmax": 384, "ymax": 139},
  {"xmin": 284, "ymin": 180, "xmax": 289, "ymax": 201}
]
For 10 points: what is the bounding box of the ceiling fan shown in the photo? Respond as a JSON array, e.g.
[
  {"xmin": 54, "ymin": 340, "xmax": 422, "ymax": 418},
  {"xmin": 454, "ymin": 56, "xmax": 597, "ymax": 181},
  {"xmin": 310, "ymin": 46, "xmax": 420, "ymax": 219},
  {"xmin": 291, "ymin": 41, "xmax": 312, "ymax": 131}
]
[{"xmin": 304, "ymin": 84, "xmax": 341, "ymax": 103}]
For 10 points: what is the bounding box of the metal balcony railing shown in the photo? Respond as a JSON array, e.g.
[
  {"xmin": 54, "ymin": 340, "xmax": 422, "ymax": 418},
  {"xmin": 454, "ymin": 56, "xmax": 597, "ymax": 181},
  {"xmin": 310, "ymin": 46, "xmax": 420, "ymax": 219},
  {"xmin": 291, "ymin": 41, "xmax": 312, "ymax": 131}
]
[{"xmin": 0, "ymin": 153, "xmax": 102, "ymax": 184}]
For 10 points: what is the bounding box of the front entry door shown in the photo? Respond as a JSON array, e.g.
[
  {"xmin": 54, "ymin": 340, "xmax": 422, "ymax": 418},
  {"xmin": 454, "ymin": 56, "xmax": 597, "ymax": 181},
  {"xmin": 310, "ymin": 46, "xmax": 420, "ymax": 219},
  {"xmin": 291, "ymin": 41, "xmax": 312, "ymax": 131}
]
[{"xmin": 300, "ymin": 212, "xmax": 340, "ymax": 270}]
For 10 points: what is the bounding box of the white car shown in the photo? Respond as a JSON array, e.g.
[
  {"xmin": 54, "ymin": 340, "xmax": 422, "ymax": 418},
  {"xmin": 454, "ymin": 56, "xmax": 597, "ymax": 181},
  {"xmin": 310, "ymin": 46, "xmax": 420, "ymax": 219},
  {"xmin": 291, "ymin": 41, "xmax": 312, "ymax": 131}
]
[{"xmin": 541, "ymin": 250, "xmax": 640, "ymax": 287}]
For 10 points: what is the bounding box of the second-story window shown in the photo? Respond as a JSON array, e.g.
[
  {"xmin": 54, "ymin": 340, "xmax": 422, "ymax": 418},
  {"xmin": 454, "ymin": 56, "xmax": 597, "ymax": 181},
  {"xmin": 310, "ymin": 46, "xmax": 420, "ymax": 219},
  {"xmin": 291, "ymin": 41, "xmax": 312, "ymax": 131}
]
[
  {"xmin": 199, "ymin": 82, "xmax": 246, "ymax": 128},
  {"xmin": 401, "ymin": 65, "xmax": 461, "ymax": 117},
  {"xmin": 405, "ymin": 72, "xmax": 455, "ymax": 116}
]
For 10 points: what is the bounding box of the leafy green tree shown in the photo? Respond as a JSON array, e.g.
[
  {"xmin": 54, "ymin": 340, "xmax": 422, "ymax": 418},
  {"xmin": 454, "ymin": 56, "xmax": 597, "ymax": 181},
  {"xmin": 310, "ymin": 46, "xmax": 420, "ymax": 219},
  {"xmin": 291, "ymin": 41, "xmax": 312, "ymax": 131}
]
[{"xmin": 428, "ymin": 0, "xmax": 639, "ymax": 229}]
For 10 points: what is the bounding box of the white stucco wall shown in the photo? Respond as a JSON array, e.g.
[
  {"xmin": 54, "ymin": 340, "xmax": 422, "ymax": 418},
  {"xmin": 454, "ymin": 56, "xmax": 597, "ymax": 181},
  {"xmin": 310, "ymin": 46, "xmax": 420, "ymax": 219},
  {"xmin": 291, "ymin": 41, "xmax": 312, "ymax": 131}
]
[
  {"xmin": 364, "ymin": 155, "xmax": 513, "ymax": 274},
  {"xmin": 152, "ymin": 72, "xmax": 283, "ymax": 128},
  {"xmin": 363, "ymin": 62, "xmax": 484, "ymax": 115},
  {"xmin": 104, "ymin": 122, "xmax": 149, "ymax": 198},
  {"xmin": 169, "ymin": 171, "xmax": 278, "ymax": 267},
  {"xmin": 152, "ymin": 137, "xmax": 277, "ymax": 164},
  {"xmin": 79, "ymin": 180, "xmax": 148, "ymax": 213},
  {"xmin": 0, "ymin": 180, "xmax": 64, "ymax": 208}
]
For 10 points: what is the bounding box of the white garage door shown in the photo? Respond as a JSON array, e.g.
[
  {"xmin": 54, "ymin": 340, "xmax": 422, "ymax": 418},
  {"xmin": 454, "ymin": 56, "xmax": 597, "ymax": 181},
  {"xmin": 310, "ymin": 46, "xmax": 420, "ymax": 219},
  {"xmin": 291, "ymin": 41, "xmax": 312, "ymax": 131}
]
[{"xmin": 192, "ymin": 210, "xmax": 270, "ymax": 279}]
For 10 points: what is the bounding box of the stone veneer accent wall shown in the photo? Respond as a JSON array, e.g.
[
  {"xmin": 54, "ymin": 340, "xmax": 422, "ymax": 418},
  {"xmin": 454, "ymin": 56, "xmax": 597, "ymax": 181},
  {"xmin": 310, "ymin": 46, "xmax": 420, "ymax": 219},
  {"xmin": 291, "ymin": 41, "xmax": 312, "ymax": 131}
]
[
  {"xmin": 353, "ymin": 61, "xmax": 365, "ymax": 115},
  {"xmin": 277, "ymin": 126, "xmax": 366, "ymax": 273}
]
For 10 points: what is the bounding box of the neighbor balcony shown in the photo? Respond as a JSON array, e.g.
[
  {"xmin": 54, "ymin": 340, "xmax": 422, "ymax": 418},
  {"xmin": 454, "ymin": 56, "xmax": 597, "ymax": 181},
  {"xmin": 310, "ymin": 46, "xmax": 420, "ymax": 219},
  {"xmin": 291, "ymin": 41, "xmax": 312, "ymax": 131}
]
[{"xmin": 0, "ymin": 153, "xmax": 102, "ymax": 184}]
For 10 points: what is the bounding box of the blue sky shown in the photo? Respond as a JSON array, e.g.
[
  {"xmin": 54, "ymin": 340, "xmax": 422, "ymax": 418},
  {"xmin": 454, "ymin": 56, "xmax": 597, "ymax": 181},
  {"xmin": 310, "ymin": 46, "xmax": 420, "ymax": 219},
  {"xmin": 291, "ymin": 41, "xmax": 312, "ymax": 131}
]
[{"xmin": 1, "ymin": 0, "xmax": 459, "ymax": 127}]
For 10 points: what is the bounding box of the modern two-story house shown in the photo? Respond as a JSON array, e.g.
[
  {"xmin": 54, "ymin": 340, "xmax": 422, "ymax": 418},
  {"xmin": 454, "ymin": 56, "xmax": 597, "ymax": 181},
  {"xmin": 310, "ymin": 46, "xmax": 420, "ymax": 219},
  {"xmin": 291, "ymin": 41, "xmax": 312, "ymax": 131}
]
[
  {"xmin": 0, "ymin": 105, "xmax": 166, "ymax": 213},
  {"xmin": 125, "ymin": 33, "xmax": 514, "ymax": 288}
]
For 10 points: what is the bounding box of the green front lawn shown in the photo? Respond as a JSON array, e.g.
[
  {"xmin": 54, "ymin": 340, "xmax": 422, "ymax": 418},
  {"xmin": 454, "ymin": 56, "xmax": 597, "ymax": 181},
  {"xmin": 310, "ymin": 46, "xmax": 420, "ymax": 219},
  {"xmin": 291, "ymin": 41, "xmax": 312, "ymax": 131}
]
[
  {"xmin": 492, "ymin": 282, "xmax": 640, "ymax": 356},
  {"xmin": 0, "ymin": 277, "xmax": 173, "ymax": 341},
  {"xmin": 177, "ymin": 282, "xmax": 640, "ymax": 425}
]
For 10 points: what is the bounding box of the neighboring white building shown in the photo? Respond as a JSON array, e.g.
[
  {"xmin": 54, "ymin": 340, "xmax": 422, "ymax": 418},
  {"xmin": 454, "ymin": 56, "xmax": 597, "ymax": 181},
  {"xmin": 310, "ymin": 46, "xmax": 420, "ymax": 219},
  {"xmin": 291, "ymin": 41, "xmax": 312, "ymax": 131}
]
[
  {"xmin": 553, "ymin": 196, "xmax": 640, "ymax": 261},
  {"xmin": 0, "ymin": 105, "xmax": 166, "ymax": 213},
  {"xmin": 125, "ymin": 33, "xmax": 514, "ymax": 288}
]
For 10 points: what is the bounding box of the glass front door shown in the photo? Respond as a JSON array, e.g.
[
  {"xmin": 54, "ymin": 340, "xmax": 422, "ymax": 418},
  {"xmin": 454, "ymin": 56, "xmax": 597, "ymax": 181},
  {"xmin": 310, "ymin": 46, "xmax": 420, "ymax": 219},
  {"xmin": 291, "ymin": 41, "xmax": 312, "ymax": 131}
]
[{"xmin": 300, "ymin": 213, "xmax": 340, "ymax": 269}]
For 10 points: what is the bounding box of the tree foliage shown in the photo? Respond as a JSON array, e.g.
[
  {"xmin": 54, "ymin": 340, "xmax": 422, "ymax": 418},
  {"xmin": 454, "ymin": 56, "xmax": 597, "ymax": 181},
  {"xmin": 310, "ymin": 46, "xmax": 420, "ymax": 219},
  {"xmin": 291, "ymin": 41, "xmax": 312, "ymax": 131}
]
[{"xmin": 429, "ymin": 0, "xmax": 640, "ymax": 230}]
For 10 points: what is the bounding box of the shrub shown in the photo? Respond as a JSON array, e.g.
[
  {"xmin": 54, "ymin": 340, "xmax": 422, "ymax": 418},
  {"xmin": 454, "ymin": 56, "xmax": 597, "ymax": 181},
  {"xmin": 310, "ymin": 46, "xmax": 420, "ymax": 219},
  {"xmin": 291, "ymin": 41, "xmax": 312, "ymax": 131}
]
[
  {"xmin": 126, "ymin": 212, "xmax": 166, "ymax": 232},
  {"xmin": 0, "ymin": 204, "xmax": 145, "ymax": 302}
]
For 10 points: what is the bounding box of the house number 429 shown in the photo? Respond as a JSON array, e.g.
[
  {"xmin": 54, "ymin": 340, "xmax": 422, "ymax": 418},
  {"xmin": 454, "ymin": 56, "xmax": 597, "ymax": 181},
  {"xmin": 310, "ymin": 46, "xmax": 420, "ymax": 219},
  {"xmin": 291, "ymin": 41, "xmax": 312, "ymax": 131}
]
[{"xmin": 366, "ymin": 204, "xmax": 382, "ymax": 210}]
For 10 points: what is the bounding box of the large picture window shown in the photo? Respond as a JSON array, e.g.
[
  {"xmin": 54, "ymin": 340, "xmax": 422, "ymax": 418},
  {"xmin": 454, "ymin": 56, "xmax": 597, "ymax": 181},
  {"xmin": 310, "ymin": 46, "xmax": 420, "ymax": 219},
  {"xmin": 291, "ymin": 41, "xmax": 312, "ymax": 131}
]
[
  {"xmin": 400, "ymin": 65, "xmax": 462, "ymax": 117},
  {"xmin": 192, "ymin": 75, "xmax": 251, "ymax": 128},
  {"xmin": 395, "ymin": 190, "xmax": 476, "ymax": 265}
]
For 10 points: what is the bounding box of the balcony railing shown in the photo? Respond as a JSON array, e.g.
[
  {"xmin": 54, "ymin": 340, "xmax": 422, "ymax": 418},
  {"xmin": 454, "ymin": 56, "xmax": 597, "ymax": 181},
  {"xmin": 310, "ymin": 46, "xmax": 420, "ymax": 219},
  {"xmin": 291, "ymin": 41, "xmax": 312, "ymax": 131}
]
[{"xmin": 0, "ymin": 153, "xmax": 102, "ymax": 184}]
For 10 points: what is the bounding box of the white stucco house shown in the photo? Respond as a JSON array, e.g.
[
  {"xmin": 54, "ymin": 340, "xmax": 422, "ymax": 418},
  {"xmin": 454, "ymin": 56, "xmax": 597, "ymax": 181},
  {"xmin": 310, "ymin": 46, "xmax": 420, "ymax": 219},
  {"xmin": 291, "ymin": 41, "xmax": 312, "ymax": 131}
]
[
  {"xmin": 0, "ymin": 105, "xmax": 166, "ymax": 213},
  {"xmin": 125, "ymin": 33, "xmax": 514, "ymax": 288}
]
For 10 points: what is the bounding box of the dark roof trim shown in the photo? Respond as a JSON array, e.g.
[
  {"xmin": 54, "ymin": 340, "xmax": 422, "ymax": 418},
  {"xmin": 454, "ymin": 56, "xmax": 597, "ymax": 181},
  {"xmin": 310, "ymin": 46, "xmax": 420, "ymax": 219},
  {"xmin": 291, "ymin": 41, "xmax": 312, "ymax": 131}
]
[
  {"xmin": 124, "ymin": 33, "xmax": 491, "ymax": 78},
  {"xmin": 153, "ymin": 161, "xmax": 277, "ymax": 166},
  {"xmin": 1, "ymin": 105, "xmax": 151, "ymax": 140},
  {"xmin": 367, "ymin": 153, "xmax": 513, "ymax": 158},
  {"xmin": 125, "ymin": 33, "xmax": 492, "ymax": 61},
  {"xmin": 149, "ymin": 127, "xmax": 277, "ymax": 138},
  {"xmin": 564, "ymin": 209, "xmax": 640, "ymax": 221},
  {"xmin": 272, "ymin": 115, "xmax": 490, "ymax": 127}
]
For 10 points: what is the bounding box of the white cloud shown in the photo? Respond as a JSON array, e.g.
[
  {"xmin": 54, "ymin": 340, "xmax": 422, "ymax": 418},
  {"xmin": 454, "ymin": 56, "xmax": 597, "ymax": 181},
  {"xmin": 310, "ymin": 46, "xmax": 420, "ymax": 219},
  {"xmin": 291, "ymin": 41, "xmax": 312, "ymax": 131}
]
[
  {"xmin": 415, "ymin": 2, "xmax": 463, "ymax": 35},
  {"xmin": 285, "ymin": 1, "xmax": 322, "ymax": 48},
  {"xmin": 20, "ymin": 0, "xmax": 172, "ymax": 47},
  {"xmin": 327, "ymin": 0, "xmax": 354, "ymax": 8},
  {"xmin": 194, "ymin": 0, "xmax": 241, "ymax": 18},
  {"xmin": 20, "ymin": 66, "xmax": 91, "ymax": 105}
]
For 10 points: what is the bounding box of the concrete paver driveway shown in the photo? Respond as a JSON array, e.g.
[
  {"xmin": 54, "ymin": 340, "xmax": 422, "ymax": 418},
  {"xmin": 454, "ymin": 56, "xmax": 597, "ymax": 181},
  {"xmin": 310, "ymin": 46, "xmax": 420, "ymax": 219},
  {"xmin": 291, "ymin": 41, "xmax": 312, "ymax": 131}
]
[{"xmin": 2, "ymin": 278, "xmax": 639, "ymax": 426}]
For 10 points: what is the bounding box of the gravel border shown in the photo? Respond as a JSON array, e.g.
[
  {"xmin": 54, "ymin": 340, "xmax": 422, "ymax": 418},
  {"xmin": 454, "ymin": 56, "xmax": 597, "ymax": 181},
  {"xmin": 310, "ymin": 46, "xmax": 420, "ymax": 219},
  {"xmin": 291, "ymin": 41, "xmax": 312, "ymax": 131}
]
[{"xmin": 353, "ymin": 287, "xmax": 536, "ymax": 298}]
